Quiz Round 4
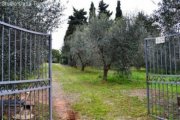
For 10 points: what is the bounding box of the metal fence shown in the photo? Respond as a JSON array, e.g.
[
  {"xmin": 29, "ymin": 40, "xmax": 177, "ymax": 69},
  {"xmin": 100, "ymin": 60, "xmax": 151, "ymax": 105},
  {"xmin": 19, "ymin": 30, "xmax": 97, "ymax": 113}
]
[
  {"xmin": 0, "ymin": 20, "xmax": 52, "ymax": 119},
  {"xmin": 145, "ymin": 34, "xmax": 180, "ymax": 120}
]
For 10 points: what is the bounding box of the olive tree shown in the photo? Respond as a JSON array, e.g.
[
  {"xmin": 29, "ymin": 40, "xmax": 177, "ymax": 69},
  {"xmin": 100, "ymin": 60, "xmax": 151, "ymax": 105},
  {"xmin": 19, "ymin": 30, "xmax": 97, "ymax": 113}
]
[
  {"xmin": 111, "ymin": 18, "xmax": 147, "ymax": 72},
  {"xmin": 0, "ymin": 0, "xmax": 64, "ymax": 32},
  {"xmin": 67, "ymin": 12, "xmax": 148, "ymax": 81},
  {"xmin": 88, "ymin": 15, "xmax": 114, "ymax": 81},
  {"xmin": 88, "ymin": 15, "xmax": 147, "ymax": 81},
  {"xmin": 68, "ymin": 25, "xmax": 92, "ymax": 71},
  {"xmin": 0, "ymin": 0, "xmax": 64, "ymax": 80}
]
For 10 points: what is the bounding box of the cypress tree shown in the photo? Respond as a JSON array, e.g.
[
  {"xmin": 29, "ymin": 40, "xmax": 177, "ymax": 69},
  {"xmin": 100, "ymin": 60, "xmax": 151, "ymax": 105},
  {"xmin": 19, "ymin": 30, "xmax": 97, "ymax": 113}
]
[
  {"xmin": 98, "ymin": 0, "xmax": 112, "ymax": 18},
  {"xmin": 115, "ymin": 0, "xmax": 122, "ymax": 20},
  {"xmin": 62, "ymin": 8, "xmax": 87, "ymax": 65},
  {"xmin": 64, "ymin": 8, "xmax": 87, "ymax": 41},
  {"xmin": 89, "ymin": 2, "xmax": 96, "ymax": 21}
]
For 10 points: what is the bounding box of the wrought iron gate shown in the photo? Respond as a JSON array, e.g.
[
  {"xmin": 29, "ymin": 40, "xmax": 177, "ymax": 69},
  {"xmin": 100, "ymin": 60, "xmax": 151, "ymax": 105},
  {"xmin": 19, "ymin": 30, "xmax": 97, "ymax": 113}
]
[
  {"xmin": 0, "ymin": 20, "xmax": 52, "ymax": 119},
  {"xmin": 145, "ymin": 34, "xmax": 180, "ymax": 120}
]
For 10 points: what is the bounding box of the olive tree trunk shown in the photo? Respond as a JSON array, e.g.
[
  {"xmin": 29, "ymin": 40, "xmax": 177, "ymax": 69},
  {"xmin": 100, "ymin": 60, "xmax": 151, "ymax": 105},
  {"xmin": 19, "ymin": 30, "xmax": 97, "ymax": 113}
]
[{"xmin": 103, "ymin": 65, "xmax": 110, "ymax": 81}]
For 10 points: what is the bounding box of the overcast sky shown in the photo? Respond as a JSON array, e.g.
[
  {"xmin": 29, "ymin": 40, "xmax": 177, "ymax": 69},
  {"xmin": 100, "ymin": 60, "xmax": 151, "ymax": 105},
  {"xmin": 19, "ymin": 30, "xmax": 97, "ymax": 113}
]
[{"xmin": 52, "ymin": 0, "xmax": 162, "ymax": 50}]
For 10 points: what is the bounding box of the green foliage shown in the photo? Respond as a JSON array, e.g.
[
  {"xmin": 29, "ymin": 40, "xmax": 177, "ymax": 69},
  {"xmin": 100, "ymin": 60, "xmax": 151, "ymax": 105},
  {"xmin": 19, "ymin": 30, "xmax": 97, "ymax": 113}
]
[
  {"xmin": 68, "ymin": 25, "xmax": 92, "ymax": 71},
  {"xmin": 98, "ymin": 0, "xmax": 112, "ymax": 18},
  {"xmin": 89, "ymin": 2, "xmax": 96, "ymax": 21},
  {"xmin": 136, "ymin": 12, "xmax": 160, "ymax": 36},
  {"xmin": 64, "ymin": 8, "xmax": 87, "ymax": 40},
  {"xmin": 111, "ymin": 17, "xmax": 147, "ymax": 75},
  {"xmin": 0, "ymin": 0, "xmax": 64, "ymax": 80},
  {"xmin": 132, "ymin": 12, "xmax": 160, "ymax": 69},
  {"xmin": 155, "ymin": 0, "xmax": 179, "ymax": 33},
  {"xmin": 66, "ymin": 14, "xmax": 148, "ymax": 80},
  {"xmin": 0, "ymin": 0, "xmax": 64, "ymax": 32},
  {"xmin": 115, "ymin": 0, "xmax": 122, "ymax": 20},
  {"xmin": 61, "ymin": 45, "xmax": 69, "ymax": 64},
  {"xmin": 63, "ymin": 2, "xmax": 150, "ymax": 81},
  {"xmin": 88, "ymin": 15, "xmax": 113, "ymax": 80},
  {"xmin": 62, "ymin": 8, "xmax": 87, "ymax": 66},
  {"xmin": 52, "ymin": 49, "xmax": 61, "ymax": 63}
]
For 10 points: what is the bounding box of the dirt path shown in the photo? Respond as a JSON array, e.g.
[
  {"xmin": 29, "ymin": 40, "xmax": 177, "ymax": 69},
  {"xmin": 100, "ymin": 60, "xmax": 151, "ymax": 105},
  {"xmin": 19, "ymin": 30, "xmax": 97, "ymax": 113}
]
[{"xmin": 52, "ymin": 71, "xmax": 77, "ymax": 120}]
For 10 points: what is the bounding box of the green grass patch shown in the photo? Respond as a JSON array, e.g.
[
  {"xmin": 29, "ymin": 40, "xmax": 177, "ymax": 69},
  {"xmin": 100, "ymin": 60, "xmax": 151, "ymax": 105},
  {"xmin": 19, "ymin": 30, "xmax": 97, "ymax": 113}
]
[{"xmin": 52, "ymin": 64, "xmax": 150, "ymax": 119}]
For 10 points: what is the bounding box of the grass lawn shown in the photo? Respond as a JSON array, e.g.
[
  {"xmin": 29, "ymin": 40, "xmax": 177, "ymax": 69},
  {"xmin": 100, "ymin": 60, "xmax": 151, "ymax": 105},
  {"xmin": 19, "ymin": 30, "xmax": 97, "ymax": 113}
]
[{"xmin": 52, "ymin": 64, "xmax": 152, "ymax": 120}]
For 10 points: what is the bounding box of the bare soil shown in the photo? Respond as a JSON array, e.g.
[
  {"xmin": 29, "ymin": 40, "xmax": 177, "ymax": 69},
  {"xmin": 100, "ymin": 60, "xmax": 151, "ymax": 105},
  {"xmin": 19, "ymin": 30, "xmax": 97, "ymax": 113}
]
[
  {"xmin": 52, "ymin": 75, "xmax": 78, "ymax": 120},
  {"xmin": 122, "ymin": 89, "xmax": 147, "ymax": 101}
]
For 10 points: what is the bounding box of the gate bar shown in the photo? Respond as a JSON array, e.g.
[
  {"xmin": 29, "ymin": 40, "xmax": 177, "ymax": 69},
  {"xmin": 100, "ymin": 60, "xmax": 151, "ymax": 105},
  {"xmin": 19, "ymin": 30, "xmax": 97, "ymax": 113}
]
[
  {"xmin": 49, "ymin": 34, "xmax": 52, "ymax": 120},
  {"xmin": 145, "ymin": 33, "xmax": 180, "ymax": 41},
  {"xmin": 0, "ymin": 21, "xmax": 50, "ymax": 36},
  {"xmin": 0, "ymin": 86, "xmax": 50, "ymax": 96},
  {"xmin": 0, "ymin": 79, "xmax": 50, "ymax": 85},
  {"xmin": 145, "ymin": 39, "xmax": 150, "ymax": 114}
]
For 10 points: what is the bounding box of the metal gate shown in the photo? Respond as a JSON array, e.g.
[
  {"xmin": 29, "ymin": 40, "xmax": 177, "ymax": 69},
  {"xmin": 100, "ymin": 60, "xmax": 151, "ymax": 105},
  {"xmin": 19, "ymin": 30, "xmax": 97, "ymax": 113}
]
[
  {"xmin": 145, "ymin": 34, "xmax": 180, "ymax": 120},
  {"xmin": 0, "ymin": 20, "xmax": 52, "ymax": 119}
]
